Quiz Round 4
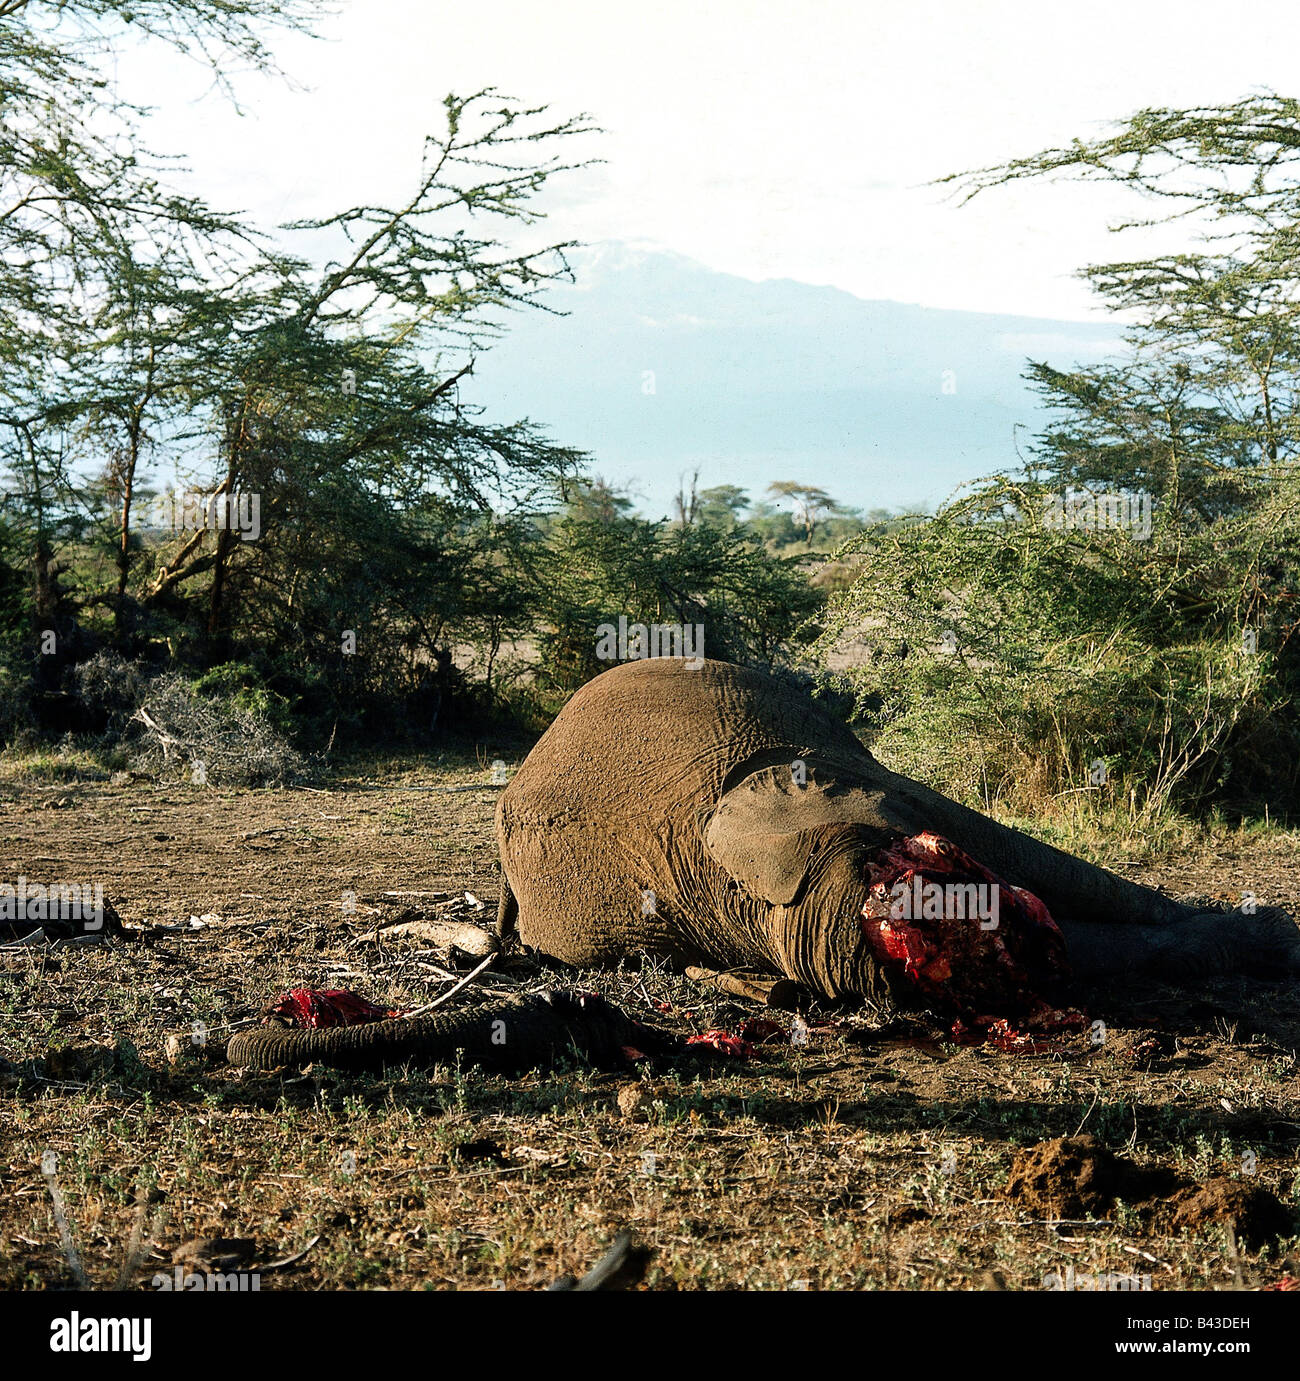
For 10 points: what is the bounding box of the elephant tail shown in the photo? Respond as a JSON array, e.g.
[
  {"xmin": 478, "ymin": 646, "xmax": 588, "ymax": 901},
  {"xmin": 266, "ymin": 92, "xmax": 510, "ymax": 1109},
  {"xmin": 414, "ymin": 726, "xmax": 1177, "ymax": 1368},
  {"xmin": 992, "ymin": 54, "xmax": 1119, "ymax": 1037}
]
[
  {"xmin": 496, "ymin": 873, "xmax": 518, "ymax": 945},
  {"xmin": 226, "ymin": 990, "xmax": 680, "ymax": 1073}
]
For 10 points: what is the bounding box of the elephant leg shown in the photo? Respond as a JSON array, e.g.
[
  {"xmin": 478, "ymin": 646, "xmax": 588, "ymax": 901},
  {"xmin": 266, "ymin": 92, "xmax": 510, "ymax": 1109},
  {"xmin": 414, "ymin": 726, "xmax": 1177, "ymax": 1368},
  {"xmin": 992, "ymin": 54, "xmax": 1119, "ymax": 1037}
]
[{"xmin": 1056, "ymin": 906, "xmax": 1300, "ymax": 983}]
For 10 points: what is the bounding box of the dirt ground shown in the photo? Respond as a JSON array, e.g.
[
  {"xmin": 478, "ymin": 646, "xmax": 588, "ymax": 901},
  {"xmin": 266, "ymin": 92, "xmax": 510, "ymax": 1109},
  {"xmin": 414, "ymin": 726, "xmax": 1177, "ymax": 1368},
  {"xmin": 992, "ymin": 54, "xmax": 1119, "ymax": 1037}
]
[{"xmin": 1, "ymin": 753, "xmax": 1298, "ymax": 1291}]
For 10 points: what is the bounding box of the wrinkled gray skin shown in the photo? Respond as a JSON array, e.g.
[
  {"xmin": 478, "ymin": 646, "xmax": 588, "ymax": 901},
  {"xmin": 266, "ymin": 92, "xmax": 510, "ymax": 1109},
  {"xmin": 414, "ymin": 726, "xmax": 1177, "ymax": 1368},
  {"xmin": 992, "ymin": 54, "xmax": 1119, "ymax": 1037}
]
[
  {"xmin": 498, "ymin": 658, "xmax": 1300, "ymax": 997},
  {"xmin": 226, "ymin": 990, "xmax": 679, "ymax": 1072},
  {"xmin": 227, "ymin": 658, "xmax": 1299, "ymax": 1073}
]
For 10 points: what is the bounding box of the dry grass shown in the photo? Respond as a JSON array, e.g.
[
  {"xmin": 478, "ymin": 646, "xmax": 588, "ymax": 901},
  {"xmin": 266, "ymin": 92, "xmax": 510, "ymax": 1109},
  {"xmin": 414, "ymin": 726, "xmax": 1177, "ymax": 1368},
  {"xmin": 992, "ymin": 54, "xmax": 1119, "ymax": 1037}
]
[{"xmin": 0, "ymin": 750, "xmax": 1297, "ymax": 1291}]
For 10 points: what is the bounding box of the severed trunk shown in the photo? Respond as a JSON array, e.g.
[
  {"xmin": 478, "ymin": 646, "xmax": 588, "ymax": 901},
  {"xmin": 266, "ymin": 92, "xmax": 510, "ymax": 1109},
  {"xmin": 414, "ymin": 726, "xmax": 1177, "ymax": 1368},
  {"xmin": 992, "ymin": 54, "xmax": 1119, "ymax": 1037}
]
[{"xmin": 226, "ymin": 990, "xmax": 680, "ymax": 1073}]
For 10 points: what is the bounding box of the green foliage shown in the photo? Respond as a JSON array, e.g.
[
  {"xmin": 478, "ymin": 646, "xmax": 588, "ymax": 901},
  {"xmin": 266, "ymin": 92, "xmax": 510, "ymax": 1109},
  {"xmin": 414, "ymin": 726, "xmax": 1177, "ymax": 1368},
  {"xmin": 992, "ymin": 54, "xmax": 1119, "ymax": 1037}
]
[
  {"xmin": 0, "ymin": 526, "xmax": 29, "ymax": 643},
  {"xmin": 70, "ymin": 650, "xmax": 306, "ymax": 784},
  {"xmin": 534, "ymin": 508, "xmax": 823, "ymax": 705},
  {"xmin": 822, "ymin": 95, "xmax": 1300, "ymax": 820},
  {"xmin": 0, "ymin": 1, "xmax": 602, "ymax": 740},
  {"xmin": 817, "ymin": 474, "xmax": 1300, "ymax": 817},
  {"xmin": 189, "ymin": 662, "xmax": 296, "ymax": 736}
]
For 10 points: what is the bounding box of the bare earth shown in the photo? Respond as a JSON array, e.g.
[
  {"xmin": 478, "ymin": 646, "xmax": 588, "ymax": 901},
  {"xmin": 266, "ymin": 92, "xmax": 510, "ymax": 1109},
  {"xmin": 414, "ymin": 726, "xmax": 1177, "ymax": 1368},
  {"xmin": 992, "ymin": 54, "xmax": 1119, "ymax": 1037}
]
[{"xmin": 1, "ymin": 758, "xmax": 1297, "ymax": 1291}]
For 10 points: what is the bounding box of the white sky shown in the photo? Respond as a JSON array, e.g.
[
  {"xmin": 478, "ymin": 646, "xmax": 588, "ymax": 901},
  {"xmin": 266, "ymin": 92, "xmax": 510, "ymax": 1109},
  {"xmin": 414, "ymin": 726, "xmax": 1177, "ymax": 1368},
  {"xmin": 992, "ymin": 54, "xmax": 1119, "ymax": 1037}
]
[{"xmin": 115, "ymin": 0, "xmax": 1300, "ymax": 320}]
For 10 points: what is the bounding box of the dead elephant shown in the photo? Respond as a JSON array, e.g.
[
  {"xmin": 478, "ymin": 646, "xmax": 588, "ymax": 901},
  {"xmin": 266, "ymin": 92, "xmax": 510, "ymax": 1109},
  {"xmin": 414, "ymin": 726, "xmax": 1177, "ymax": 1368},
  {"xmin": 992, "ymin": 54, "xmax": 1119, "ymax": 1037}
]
[{"xmin": 228, "ymin": 658, "xmax": 1299, "ymax": 1071}]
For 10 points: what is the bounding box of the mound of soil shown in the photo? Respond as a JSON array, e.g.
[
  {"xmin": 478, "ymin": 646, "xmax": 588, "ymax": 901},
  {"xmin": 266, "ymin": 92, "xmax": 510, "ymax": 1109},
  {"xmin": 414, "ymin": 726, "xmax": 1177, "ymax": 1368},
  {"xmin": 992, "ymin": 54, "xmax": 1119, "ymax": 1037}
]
[
  {"xmin": 1165, "ymin": 1180, "xmax": 1293, "ymax": 1249},
  {"xmin": 1002, "ymin": 1135, "xmax": 1174, "ymax": 1218},
  {"xmin": 1004, "ymin": 1136, "xmax": 1292, "ymax": 1247}
]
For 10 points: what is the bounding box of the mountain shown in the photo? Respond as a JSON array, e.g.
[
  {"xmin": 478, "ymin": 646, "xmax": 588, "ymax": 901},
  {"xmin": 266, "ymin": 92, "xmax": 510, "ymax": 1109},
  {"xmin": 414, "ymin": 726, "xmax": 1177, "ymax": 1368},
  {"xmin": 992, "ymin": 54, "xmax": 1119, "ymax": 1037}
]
[{"xmin": 464, "ymin": 242, "xmax": 1122, "ymax": 517}]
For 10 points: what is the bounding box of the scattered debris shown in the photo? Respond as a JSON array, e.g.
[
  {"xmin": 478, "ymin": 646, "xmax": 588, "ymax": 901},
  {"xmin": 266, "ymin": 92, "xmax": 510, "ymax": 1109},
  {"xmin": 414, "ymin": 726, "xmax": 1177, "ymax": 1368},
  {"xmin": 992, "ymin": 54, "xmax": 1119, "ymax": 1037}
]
[
  {"xmin": 511, "ymin": 1146, "xmax": 565, "ymax": 1167},
  {"xmin": 257, "ymin": 1235, "xmax": 323, "ymax": 1273},
  {"xmin": 685, "ymin": 965, "xmax": 803, "ymax": 1009},
  {"xmin": 401, "ymin": 952, "xmax": 496, "ymax": 1016},
  {"xmin": 0, "ymin": 928, "xmax": 112, "ymax": 951},
  {"xmin": 616, "ymin": 1084, "xmax": 646, "ymax": 1120},
  {"xmin": 142, "ymin": 915, "xmax": 209, "ymax": 935},
  {"xmin": 172, "ymin": 1238, "xmax": 257, "ymax": 1272},
  {"xmin": 955, "ymin": 1017, "xmax": 1081, "ymax": 1054},
  {"xmin": 1120, "ymin": 1029, "xmax": 1177, "ymax": 1070},
  {"xmin": 166, "ymin": 1234, "xmax": 321, "ymax": 1276},
  {"xmin": 0, "ymin": 896, "xmax": 132, "ymax": 949},
  {"xmin": 355, "ymin": 915, "xmax": 499, "ymax": 958},
  {"xmin": 686, "ymin": 1017, "xmax": 785, "ymax": 1059}
]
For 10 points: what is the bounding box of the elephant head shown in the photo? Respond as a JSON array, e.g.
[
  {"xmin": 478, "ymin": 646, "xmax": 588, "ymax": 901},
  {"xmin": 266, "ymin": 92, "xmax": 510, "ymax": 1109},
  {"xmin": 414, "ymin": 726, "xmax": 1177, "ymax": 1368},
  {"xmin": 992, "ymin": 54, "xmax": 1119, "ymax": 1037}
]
[{"xmin": 498, "ymin": 659, "xmax": 1300, "ymax": 1010}]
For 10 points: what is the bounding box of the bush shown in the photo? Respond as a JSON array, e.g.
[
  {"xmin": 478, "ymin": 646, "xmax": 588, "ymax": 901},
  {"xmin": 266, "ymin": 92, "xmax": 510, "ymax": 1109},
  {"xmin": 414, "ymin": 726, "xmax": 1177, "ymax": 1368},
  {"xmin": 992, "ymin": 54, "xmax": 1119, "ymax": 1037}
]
[
  {"xmin": 814, "ymin": 474, "xmax": 1300, "ymax": 823},
  {"xmin": 72, "ymin": 652, "xmax": 308, "ymax": 786},
  {"xmin": 534, "ymin": 513, "xmax": 823, "ymax": 707},
  {"xmin": 189, "ymin": 661, "xmax": 297, "ymax": 737}
]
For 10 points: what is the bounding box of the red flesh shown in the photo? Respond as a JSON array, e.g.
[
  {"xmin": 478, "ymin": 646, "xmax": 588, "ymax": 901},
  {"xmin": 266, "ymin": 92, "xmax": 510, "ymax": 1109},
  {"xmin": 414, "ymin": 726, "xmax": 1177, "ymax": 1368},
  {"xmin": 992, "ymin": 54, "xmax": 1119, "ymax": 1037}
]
[
  {"xmin": 861, "ymin": 832, "xmax": 1085, "ymax": 1042},
  {"xmin": 265, "ymin": 988, "xmax": 404, "ymax": 1029}
]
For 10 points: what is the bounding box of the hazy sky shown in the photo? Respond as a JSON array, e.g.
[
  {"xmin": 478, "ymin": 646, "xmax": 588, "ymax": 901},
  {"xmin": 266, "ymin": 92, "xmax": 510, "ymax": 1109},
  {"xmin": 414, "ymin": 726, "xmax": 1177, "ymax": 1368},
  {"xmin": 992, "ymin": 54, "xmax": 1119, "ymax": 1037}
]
[{"xmin": 111, "ymin": 0, "xmax": 1300, "ymax": 322}]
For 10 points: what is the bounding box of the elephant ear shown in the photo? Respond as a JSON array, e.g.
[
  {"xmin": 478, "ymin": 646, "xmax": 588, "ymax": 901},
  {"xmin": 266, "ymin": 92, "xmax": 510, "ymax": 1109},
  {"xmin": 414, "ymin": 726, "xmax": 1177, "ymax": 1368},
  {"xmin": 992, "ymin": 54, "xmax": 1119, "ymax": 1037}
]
[{"xmin": 703, "ymin": 760, "xmax": 903, "ymax": 905}]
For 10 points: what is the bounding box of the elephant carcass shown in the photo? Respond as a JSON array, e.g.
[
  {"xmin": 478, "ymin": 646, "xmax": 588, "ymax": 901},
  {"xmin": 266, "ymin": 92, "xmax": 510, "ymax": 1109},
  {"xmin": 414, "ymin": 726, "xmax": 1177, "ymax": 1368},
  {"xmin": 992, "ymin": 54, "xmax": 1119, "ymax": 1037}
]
[
  {"xmin": 229, "ymin": 657, "xmax": 1299, "ymax": 1073},
  {"xmin": 497, "ymin": 658, "xmax": 1299, "ymax": 1007}
]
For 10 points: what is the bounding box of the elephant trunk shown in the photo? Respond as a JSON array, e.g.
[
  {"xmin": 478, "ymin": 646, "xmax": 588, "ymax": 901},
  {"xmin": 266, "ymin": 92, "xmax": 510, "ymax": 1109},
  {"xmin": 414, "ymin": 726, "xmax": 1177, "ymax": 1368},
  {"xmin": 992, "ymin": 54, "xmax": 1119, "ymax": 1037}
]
[
  {"xmin": 226, "ymin": 990, "xmax": 681, "ymax": 1073},
  {"xmin": 1056, "ymin": 905, "xmax": 1300, "ymax": 982},
  {"xmin": 877, "ymin": 763, "xmax": 1192, "ymax": 928},
  {"xmin": 876, "ymin": 767, "xmax": 1300, "ymax": 978}
]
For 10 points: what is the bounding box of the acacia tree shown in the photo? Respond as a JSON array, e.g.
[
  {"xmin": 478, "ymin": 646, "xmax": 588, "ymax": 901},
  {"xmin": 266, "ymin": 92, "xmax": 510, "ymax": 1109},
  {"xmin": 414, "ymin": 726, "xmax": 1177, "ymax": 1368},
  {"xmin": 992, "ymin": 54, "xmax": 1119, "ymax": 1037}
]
[
  {"xmin": 767, "ymin": 481, "xmax": 840, "ymax": 545},
  {"xmin": 134, "ymin": 89, "xmax": 595, "ymax": 677},
  {"xmin": 817, "ymin": 95, "xmax": 1300, "ymax": 819},
  {"xmin": 695, "ymin": 484, "xmax": 749, "ymax": 526},
  {"xmin": 947, "ymin": 95, "xmax": 1300, "ymax": 493},
  {"xmin": 956, "ymin": 96, "xmax": 1300, "ymax": 649},
  {"xmin": 1, "ymin": 1, "xmax": 600, "ymax": 736},
  {"xmin": 0, "ymin": 0, "xmax": 322, "ymax": 665},
  {"xmin": 0, "ymin": 0, "xmax": 320, "ymax": 432}
]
